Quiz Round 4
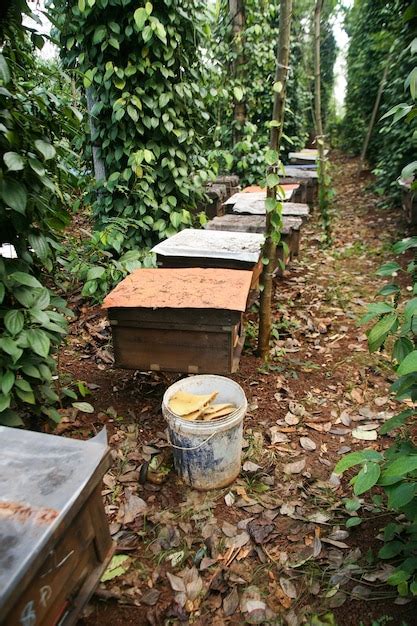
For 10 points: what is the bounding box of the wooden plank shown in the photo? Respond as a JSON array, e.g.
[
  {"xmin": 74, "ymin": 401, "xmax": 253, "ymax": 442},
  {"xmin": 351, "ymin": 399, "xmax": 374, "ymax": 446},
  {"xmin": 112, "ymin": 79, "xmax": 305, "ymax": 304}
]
[
  {"xmin": 5, "ymin": 505, "xmax": 97, "ymax": 626},
  {"xmin": 108, "ymin": 307, "xmax": 240, "ymax": 327},
  {"xmin": 112, "ymin": 325, "xmax": 235, "ymax": 373}
]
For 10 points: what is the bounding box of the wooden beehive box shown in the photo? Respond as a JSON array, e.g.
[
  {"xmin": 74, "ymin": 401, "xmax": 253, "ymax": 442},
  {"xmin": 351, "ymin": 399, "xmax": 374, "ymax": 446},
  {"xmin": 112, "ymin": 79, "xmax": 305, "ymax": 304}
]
[
  {"xmin": 282, "ymin": 167, "xmax": 318, "ymax": 204},
  {"xmin": 288, "ymin": 148, "xmax": 328, "ymax": 166},
  {"xmin": 204, "ymin": 214, "xmax": 303, "ymax": 259},
  {"xmin": 202, "ymin": 184, "xmax": 228, "ymax": 219},
  {"xmin": 223, "ymin": 184, "xmax": 299, "ymax": 212},
  {"xmin": 213, "ymin": 175, "xmax": 240, "ymax": 196},
  {"xmin": 0, "ymin": 427, "xmax": 113, "ymax": 626},
  {"xmin": 151, "ymin": 228, "xmax": 264, "ymax": 289},
  {"xmin": 399, "ymin": 179, "xmax": 417, "ymax": 226},
  {"xmin": 103, "ymin": 268, "xmax": 252, "ymax": 374},
  {"xmin": 226, "ymin": 196, "xmax": 310, "ymax": 223}
]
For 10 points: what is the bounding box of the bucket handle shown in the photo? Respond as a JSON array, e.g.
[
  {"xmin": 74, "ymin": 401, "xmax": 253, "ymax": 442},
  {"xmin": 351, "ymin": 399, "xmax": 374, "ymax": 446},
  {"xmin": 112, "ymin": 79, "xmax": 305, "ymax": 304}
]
[{"xmin": 167, "ymin": 431, "xmax": 216, "ymax": 451}]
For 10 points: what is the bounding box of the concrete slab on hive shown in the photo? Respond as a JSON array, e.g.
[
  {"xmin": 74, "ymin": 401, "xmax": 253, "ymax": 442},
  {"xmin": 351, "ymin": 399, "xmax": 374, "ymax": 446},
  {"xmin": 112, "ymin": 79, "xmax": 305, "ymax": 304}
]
[
  {"xmin": 151, "ymin": 228, "xmax": 264, "ymax": 265},
  {"xmin": 283, "ymin": 166, "xmax": 318, "ymax": 180},
  {"xmin": 205, "ymin": 214, "xmax": 302, "ymax": 235},
  {"xmin": 224, "ymin": 184, "xmax": 298, "ymax": 206},
  {"xmin": 230, "ymin": 200, "xmax": 310, "ymax": 219},
  {"xmin": 103, "ymin": 268, "xmax": 253, "ymax": 312}
]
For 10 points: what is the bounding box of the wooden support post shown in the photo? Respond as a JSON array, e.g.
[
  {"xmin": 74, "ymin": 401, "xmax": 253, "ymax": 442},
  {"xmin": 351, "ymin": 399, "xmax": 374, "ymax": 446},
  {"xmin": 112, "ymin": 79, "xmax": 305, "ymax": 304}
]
[
  {"xmin": 86, "ymin": 87, "xmax": 106, "ymax": 182},
  {"xmin": 314, "ymin": 0, "xmax": 331, "ymax": 244},
  {"xmin": 359, "ymin": 58, "xmax": 390, "ymax": 172},
  {"xmin": 257, "ymin": 0, "xmax": 293, "ymax": 358}
]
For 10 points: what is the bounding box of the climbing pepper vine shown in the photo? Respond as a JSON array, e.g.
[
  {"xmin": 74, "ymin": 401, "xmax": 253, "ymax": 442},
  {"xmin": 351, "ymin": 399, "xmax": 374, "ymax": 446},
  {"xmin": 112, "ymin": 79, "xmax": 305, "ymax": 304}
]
[
  {"xmin": 50, "ymin": 0, "xmax": 212, "ymax": 252},
  {"xmin": 342, "ymin": 0, "xmax": 417, "ymax": 201},
  {"xmin": 0, "ymin": 1, "xmax": 78, "ymax": 426},
  {"xmin": 205, "ymin": 0, "xmax": 312, "ymax": 186}
]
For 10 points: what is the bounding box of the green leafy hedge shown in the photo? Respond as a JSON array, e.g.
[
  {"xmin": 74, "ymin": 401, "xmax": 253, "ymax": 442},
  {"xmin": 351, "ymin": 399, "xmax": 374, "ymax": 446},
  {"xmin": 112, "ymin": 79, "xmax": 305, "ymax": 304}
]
[
  {"xmin": 0, "ymin": 4, "xmax": 77, "ymax": 426},
  {"xmin": 342, "ymin": 0, "xmax": 417, "ymax": 200},
  {"xmin": 205, "ymin": 0, "xmax": 311, "ymax": 185},
  {"xmin": 51, "ymin": 0, "xmax": 212, "ymax": 251},
  {"xmin": 204, "ymin": 0, "xmax": 337, "ymax": 186}
]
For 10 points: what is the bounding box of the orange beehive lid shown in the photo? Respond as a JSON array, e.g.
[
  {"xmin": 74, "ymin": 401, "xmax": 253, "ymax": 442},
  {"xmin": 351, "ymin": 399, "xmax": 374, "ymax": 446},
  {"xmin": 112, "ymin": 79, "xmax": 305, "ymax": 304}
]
[
  {"xmin": 102, "ymin": 268, "xmax": 253, "ymax": 312},
  {"xmin": 241, "ymin": 184, "xmax": 300, "ymax": 193}
]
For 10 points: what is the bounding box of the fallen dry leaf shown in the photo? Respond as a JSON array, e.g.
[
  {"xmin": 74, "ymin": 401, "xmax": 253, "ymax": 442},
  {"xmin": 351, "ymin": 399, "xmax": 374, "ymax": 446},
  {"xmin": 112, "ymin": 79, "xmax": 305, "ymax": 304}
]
[
  {"xmin": 284, "ymin": 459, "xmax": 306, "ymax": 474},
  {"xmin": 299, "ymin": 436, "xmax": 316, "ymax": 451},
  {"xmin": 280, "ymin": 577, "xmax": 297, "ymax": 599},
  {"xmin": 120, "ymin": 492, "xmax": 147, "ymax": 524},
  {"xmin": 352, "ymin": 428, "xmax": 377, "ymax": 441}
]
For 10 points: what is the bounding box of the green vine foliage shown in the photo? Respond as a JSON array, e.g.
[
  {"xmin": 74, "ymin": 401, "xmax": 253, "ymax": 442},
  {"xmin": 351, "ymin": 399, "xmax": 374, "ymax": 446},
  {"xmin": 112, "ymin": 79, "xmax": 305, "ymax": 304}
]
[
  {"xmin": 335, "ymin": 237, "xmax": 417, "ymax": 597},
  {"xmin": 205, "ymin": 0, "xmax": 337, "ymax": 186},
  {"xmin": 205, "ymin": 0, "xmax": 312, "ymax": 186},
  {"xmin": 0, "ymin": 2, "xmax": 78, "ymax": 426},
  {"xmin": 319, "ymin": 10, "xmax": 337, "ymax": 131},
  {"xmin": 335, "ymin": 34, "xmax": 417, "ymax": 597},
  {"xmin": 342, "ymin": 0, "xmax": 417, "ymax": 201},
  {"xmin": 50, "ymin": 0, "xmax": 212, "ymax": 252}
]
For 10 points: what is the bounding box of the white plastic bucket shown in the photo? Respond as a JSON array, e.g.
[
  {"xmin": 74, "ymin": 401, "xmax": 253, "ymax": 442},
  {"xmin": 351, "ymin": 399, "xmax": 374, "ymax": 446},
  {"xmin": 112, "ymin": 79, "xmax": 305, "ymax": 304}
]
[{"xmin": 162, "ymin": 375, "xmax": 247, "ymax": 490}]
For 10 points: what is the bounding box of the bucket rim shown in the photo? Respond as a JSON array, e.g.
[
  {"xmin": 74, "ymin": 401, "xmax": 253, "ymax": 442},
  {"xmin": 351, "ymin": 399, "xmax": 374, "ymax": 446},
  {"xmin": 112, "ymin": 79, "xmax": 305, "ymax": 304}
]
[{"xmin": 162, "ymin": 374, "xmax": 247, "ymax": 430}]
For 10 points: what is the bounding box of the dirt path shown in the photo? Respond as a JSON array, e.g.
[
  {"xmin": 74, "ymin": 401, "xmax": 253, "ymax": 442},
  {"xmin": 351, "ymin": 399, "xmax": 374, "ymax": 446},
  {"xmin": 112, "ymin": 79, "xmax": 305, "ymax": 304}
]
[{"xmin": 66, "ymin": 153, "xmax": 415, "ymax": 625}]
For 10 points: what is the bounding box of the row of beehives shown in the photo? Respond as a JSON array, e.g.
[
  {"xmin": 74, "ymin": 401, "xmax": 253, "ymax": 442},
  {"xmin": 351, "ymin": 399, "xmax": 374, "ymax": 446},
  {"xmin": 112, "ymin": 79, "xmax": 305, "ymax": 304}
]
[{"xmin": 103, "ymin": 158, "xmax": 319, "ymax": 376}]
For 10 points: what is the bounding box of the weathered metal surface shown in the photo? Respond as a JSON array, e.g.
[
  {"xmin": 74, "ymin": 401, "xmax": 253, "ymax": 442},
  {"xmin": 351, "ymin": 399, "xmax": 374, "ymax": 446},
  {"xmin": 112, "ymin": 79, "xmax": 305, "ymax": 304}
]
[
  {"xmin": 204, "ymin": 214, "xmax": 302, "ymax": 235},
  {"xmin": 283, "ymin": 166, "xmax": 318, "ymax": 179},
  {"xmin": 162, "ymin": 375, "xmax": 247, "ymax": 490},
  {"xmin": 151, "ymin": 228, "xmax": 264, "ymax": 265},
  {"xmin": 0, "ymin": 427, "xmax": 110, "ymax": 623},
  {"xmin": 103, "ymin": 268, "xmax": 253, "ymax": 313}
]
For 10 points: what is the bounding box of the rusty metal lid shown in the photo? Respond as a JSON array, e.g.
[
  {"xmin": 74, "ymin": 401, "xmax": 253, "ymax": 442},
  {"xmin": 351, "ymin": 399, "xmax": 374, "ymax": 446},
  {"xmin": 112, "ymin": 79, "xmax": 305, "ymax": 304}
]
[
  {"xmin": 288, "ymin": 149, "xmax": 329, "ymax": 161},
  {"xmin": 151, "ymin": 228, "xmax": 264, "ymax": 264},
  {"xmin": 0, "ymin": 427, "xmax": 109, "ymax": 618},
  {"xmin": 240, "ymin": 184, "xmax": 300, "ymax": 193},
  {"xmin": 224, "ymin": 186, "xmax": 297, "ymax": 206},
  {"xmin": 103, "ymin": 268, "xmax": 253, "ymax": 312}
]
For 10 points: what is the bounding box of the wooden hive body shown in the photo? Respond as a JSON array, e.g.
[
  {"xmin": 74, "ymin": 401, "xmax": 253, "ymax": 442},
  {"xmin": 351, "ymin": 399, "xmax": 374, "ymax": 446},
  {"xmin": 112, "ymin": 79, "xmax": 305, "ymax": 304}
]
[{"xmin": 103, "ymin": 268, "xmax": 252, "ymax": 374}]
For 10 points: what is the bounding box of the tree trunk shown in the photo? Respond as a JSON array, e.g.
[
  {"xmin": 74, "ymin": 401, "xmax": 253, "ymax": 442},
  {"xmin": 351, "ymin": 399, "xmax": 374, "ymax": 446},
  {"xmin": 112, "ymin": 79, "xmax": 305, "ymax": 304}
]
[
  {"xmin": 314, "ymin": 0, "xmax": 331, "ymax": 244},
  {"xmin": 257, "ymin": 0, "xmax": 293, "ymax": 359},
  {"xmin": 314, "ymin": 0, "xmax": 324, "ymax": 163},
  {"xmin": 229, "ymin": 0, "xmax": 246, "ymax": 145},
  {"xmin": 86, "ymin": 87, "xmax": 106, "ymax": 182},
  {"xmin": 359, "ymin": 58, "xmax": 390, "ymax": 172}
]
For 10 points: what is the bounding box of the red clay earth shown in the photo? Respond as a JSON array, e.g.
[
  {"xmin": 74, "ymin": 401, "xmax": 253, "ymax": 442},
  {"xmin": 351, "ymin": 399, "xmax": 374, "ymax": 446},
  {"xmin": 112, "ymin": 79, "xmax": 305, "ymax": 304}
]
[{"xmin": 55, "ymin": 152, "xmax": 416, "ymax": 625}]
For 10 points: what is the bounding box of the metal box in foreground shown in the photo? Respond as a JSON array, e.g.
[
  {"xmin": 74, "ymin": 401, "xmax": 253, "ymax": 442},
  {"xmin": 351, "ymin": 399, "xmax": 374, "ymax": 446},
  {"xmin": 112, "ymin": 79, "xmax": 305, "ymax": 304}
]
[
  {"xmin": 103, "ymin": 268, "xmax": 252, "ymax": 374},
  {"xmin": 0, "ymin": 427, "xmax": 112, "ymax": 626}
]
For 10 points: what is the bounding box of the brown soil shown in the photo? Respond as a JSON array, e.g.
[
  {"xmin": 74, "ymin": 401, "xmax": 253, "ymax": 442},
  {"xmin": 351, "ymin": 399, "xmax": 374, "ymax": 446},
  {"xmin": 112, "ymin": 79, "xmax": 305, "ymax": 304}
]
[{"xmin": 56, "ymin": 152, "xmax": 417, "ymax": 625}]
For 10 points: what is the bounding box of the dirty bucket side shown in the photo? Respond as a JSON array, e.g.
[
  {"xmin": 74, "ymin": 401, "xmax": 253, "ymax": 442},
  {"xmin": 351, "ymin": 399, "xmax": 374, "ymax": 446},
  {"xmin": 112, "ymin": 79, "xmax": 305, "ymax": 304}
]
[
  {"xmin": 162, "ymin": 375, "xmax": 247, "ymax": 490},
  {"xmin": 168, "ymin": 417, "xmax": 243, "ymax": 490}
]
